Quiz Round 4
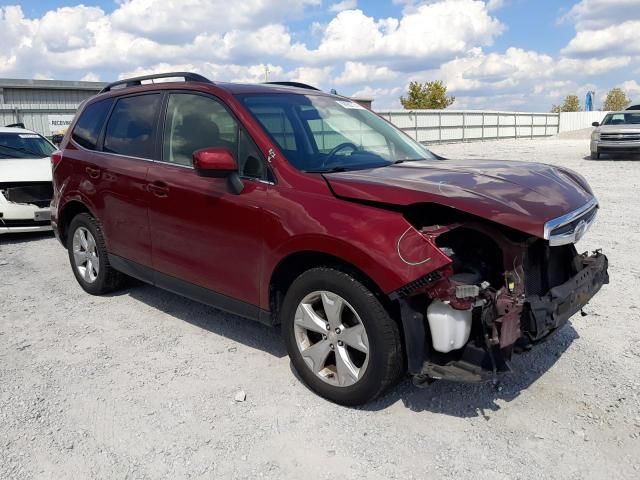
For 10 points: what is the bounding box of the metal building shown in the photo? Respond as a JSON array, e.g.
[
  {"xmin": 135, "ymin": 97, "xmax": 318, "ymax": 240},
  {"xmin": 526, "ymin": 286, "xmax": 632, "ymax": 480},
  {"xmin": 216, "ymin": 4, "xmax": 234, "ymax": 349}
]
[{"xmin": 0, "ymin": 78, "xmax": 106, "ymax": 138}]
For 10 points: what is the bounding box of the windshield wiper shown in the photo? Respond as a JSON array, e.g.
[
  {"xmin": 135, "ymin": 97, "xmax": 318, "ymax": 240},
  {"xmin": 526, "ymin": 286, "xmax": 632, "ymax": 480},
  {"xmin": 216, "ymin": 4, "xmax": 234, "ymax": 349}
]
[
  {"xmin": 304, "ymin": 166, "xmax": 349, "ymax": 173},
  {"xmin": 0, "ymin": 144, "xmax": 44, "ymax": 158}
]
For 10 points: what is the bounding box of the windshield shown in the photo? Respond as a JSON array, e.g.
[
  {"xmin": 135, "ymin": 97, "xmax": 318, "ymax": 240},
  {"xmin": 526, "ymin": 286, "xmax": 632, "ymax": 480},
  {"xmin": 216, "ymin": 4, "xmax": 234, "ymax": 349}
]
[
  {"xmin": 601, "ymin": 112, "xmax": 640, "ymax": 125},
  {"xmin": 0, "ymin": 132, "xmax": 56, "ymax": 159},
  {"xmin": 237, "ymin": 93, "xmax": 435, "ymax": 172}
]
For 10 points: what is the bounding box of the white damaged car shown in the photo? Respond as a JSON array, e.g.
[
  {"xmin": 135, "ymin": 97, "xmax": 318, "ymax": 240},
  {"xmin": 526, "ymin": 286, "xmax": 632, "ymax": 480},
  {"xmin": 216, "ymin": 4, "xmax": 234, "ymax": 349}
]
[{"xmin": 0, "ymin": 126, "xmax": 56, "ymax": 234}]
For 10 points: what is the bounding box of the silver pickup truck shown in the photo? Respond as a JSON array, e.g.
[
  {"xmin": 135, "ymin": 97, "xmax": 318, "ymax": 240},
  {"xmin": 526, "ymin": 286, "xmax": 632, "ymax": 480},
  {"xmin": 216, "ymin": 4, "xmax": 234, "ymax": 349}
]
[{"xmin": 591, "ymin": 111, "xmax": 640, "ymax": 159}]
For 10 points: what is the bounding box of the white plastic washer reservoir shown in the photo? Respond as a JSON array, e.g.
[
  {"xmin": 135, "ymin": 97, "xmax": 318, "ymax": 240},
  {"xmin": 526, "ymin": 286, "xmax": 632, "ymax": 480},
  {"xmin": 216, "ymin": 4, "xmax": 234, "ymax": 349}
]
[{"xmin": 427, "ymin": 300, "xmax": 472, "ymax": 353}]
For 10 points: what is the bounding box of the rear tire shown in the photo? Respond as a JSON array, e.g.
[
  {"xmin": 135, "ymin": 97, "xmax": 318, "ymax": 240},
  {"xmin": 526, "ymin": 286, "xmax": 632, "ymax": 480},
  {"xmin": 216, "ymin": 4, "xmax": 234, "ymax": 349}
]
[
  {"xmin": 67, "ymin": 213, "xmax": 126, "ymax": 295},
  {"xmin": 281, "ymin": 267, "xmax": 403, "ymax": 406}
]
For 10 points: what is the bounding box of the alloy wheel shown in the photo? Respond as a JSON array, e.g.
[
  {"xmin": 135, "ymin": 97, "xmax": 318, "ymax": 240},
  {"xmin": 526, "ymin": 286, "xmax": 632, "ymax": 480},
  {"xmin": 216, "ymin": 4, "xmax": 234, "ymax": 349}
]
[
  {"xmin": 293, "ymin": 290, "xmax": 369, "ymax": 387},
  {"xmin": 72, "ymin": 226, "xmax": 100, "ymax": 284}
]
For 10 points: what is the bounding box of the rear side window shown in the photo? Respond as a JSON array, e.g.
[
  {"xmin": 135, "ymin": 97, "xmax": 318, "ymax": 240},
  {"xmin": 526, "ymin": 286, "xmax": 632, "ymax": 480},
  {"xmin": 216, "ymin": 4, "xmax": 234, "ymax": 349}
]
[
  {"xmin": 103, "ymin": 94, "xmax": 161, "ymax": 158},
  {"xmin": 71, "ymin": 99, "xmax": 113, "ymax": 150}
]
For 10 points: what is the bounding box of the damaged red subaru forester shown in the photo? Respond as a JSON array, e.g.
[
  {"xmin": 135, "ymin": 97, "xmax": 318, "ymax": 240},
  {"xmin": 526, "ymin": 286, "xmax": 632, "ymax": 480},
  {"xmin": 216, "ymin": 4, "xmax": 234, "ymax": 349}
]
[{"xmin": 51, "ymin": 73, "xmax": 609, "ymax": 405}]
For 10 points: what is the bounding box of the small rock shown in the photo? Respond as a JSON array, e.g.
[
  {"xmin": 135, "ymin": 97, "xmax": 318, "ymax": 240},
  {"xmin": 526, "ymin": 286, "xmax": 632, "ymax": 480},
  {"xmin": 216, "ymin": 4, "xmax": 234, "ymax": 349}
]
[
  {"xmin": 228, "ymin": 347, "xmax": 237, "ymax": 353},
  {"xmin": 65, "ymin": 442, "xmax": 74, "ymax": 450},
  {"xmin": 234, "ymin": 390, "xmax": 246, "ymax": 402},
  {"xmin": 534, "ymin": 434, "xmax": 545, "ymax": 440}
]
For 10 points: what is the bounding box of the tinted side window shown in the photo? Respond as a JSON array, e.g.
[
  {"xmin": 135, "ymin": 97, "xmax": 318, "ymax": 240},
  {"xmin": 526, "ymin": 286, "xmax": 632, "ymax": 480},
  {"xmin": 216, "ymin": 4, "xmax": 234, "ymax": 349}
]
[
  {"xmin": 104, "ymin": 94, "xmax": 161, "ymax": 158},
  {"xmin": 162, "ymin": 93, "xmax": 238, "ymax": 167},
  {"xmin": 71, "ymin": 99, "xmax": 113, "ymax": 150}
]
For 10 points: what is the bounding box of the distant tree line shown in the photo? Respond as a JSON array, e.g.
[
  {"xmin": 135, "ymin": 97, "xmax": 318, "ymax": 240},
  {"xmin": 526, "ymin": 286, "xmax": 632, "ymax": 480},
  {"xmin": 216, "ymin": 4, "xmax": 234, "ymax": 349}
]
[{"xmin": 551, "ymin": 88, "xmax": 631, "ymax": 113}]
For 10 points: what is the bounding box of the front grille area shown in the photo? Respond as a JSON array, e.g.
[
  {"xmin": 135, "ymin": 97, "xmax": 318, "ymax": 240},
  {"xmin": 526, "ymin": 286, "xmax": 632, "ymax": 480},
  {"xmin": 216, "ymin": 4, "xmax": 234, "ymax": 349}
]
[
  {"xmin": 0, "ymin": 219, "xmax": 50, "ymax": 228},
  {"xmin": 600, "ymin": 132, "xmax": 640, "ymax": 142},
  {"xmin": 549, "ymin": 206, "xmax": 597, "ymax": 238},
  {"xmin": 0, "ymin": 182, "xmax": 53, "ymax": 208},
  {"xmin": 545, "ymin": 200, "xmax": 598, "ymax": 246}
]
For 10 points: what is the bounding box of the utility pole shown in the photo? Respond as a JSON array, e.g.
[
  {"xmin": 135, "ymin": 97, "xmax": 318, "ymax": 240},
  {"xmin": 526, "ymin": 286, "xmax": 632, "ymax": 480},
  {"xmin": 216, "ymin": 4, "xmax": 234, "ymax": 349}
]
[{"xmin": 264, "ymin": 65, "xmax": 270, "ymax": 82}]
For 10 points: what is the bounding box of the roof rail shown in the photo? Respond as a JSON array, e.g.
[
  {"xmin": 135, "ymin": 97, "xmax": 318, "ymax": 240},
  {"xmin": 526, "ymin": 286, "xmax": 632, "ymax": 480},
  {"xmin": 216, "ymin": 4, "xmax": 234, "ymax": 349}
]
[
  {"xmin": 263, "ymin": 81, "xmax": 320, "ymax": 91},
  {"xmin": 100, "ymin": 72, "xmax": 213, "ymax": 93}
]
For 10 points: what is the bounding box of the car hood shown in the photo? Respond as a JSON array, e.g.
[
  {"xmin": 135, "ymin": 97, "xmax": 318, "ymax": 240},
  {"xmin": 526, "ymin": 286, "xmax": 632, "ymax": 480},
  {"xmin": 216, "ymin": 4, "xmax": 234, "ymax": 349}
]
[
  {"xmin": 597, "ymin": 124, "xmax": 640, "ymax": 133},
  {"xmin": 323, "ymin": 159, "xmax": 595, "ymax": 238},
  {"xmin": 0, "ymin": 157, "xmax": 52, "ymax": 183}
]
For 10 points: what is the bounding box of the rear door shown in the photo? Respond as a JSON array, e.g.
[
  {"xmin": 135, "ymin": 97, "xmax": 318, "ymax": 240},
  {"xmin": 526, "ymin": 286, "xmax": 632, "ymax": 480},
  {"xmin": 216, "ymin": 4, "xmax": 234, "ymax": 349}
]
[
  {"xmin": 90, "ymin": 93, "xmax": 161, "ymax": 267},
  {"xmin": 146, "ymin": 91, "xmax": 269, "ymax": 308}
]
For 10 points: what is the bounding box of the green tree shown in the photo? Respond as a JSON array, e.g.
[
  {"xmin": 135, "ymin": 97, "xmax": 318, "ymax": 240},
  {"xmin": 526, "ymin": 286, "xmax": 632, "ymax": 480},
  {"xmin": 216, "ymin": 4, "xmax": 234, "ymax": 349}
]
[
  {"xmin": 602, "ymin": 87, "xmax": 630, "ymax": 111},
  {"xmin": 400, "ymin": 80, "xmax": 455, "ymax": 109},
  {"xmin": 551, "ymin": 94, "xmax": 581, "ymax": 113}
]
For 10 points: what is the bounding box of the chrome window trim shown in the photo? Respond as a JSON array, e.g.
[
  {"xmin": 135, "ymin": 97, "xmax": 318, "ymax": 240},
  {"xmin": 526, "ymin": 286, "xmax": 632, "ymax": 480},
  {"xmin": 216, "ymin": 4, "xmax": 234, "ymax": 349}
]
[
  {"xmin": 543, "ymin": 197, "xmax": 598, "ymax": 246},
  {"xmin": 71, "ymin": 138, "xmax": 157, "ymax": 163}
]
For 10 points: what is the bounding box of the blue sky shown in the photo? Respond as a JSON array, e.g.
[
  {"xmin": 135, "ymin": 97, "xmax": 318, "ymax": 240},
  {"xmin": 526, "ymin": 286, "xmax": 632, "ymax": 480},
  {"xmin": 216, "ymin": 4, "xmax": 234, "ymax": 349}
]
[{"xmin": 1, "ymin": 0, "xmax": 638, "ymax": 111}]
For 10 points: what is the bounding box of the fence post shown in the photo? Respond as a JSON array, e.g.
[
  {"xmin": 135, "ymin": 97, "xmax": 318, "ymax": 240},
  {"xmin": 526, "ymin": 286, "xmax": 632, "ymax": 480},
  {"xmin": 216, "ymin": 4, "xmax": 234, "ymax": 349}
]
[
  {"xmin": 414, "ymin": 111, "xmax": 418, "ymax": 141},
  {"xmin": 462, "ymin": 112, "xmax": 466, "ymax": 142},
  {"xmin": 531, "ymin": 113, "xmax": 534, "ymax": 139},
  {"xmin": 481, "ymin": 112, "xmax": 485, "ymax": 141},
  {"xmin": 514, "ymin": 113, "xmax": 518, "ymax": 139},
  {"xmin": 438, "ymin": 111, "xmax": 442, "ymax": 143}
]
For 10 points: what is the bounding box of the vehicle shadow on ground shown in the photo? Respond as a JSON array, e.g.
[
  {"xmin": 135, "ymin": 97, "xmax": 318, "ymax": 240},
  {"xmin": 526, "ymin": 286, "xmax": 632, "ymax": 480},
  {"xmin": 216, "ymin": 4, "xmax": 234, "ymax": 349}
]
[
  {"xmin": 111, "ymin": 280, "xmax": 578, "ymax": 417},
  {"xmin": 364, "ymin": 324, "xmax": 579, "ymax": 418},
  {"xmin": 0, "ymin": 231, "xmax": 55, "ymax": 245},
  {"xmin": 584, "ymin": 154, "xmax": 640, "ymax": 161},
  {"xmin": 123, "ymin": 283, "xmax": 287, "ymax": 358}
]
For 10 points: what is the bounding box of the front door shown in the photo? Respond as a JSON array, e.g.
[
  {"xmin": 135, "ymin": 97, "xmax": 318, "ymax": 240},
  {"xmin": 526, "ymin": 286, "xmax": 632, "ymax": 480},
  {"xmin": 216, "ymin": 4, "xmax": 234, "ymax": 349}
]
[{"xmin": 146, "ymin": 92, "xmax": 269, "ymax": 308}]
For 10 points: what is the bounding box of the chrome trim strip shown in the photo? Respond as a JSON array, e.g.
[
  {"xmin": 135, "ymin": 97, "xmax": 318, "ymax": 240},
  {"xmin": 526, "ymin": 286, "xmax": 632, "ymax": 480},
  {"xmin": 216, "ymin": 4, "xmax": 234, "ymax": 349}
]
[{"xmin": 543, "ymin": 197, "xmax": 598, "ymax": 245}]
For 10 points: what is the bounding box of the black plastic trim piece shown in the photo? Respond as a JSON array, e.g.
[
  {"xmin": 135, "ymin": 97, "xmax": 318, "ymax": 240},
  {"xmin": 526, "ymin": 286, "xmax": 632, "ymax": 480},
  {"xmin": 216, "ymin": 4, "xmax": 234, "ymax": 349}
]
[
  {"xmin": 398, "ymin": 297, "xmax": 427, "ymax": 374},
  {"xmin": 100, "ymin": 72, "xmax": 213, "ymax": 93},
  {"xmin": 389, "ymin": 270, "xmax": 442, "ymax": 301},
  {"xmin": 108, "ymin": 254, "xmax": 273, "ymax": 325},
  {"xmin": 263, "ymin": 81, "xmax": 320, "ymax": 91}
]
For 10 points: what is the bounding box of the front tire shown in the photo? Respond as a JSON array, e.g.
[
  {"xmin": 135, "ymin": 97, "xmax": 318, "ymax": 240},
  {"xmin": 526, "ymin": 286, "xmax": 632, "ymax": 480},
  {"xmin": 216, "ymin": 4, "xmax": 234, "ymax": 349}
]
[
  {"xmin": 67, "ymin": 213, "xmax": 126, "ymax": 295},
  {"xmin": 591, "ymin": 151, "xmax": 600, "ymax": 160},
  {"xmin": 281, "ymin": 267, "xmax": 403, "ymax": 406}
]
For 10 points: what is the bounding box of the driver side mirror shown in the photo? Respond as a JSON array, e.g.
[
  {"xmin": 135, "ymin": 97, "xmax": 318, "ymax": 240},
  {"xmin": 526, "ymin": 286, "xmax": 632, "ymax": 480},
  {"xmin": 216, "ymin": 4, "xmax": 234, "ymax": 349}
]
[
  {"xmin": 592, "ymin": 122, "xmax": 600, "ymax": 127},
  {"xmin": 192, "ymin": 147, "xmax": 244, "ymax": 194}
]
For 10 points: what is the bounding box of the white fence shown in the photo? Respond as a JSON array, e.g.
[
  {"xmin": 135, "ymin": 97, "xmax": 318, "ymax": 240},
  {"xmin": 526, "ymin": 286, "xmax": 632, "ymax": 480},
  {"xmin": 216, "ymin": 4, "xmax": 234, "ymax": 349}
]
[
  {"xmin": 558, "ymin": 111, "xmax": 609, "ymax": 132},
  {"xmin": 377, "ymin": 110, "xmax": 560, "ymax": 144}
]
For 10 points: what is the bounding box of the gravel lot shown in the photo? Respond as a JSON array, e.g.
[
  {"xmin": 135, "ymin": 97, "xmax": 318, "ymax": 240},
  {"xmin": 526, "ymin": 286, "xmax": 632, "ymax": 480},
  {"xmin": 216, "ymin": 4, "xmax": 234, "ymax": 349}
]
[{"xmin": 1, "ymin": 137, "xmax": 639, "ymax": 479}]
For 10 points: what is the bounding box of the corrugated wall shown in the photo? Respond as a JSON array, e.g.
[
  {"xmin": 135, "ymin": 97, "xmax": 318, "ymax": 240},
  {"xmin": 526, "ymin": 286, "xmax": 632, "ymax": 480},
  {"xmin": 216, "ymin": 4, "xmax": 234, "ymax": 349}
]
[
  {"xmin": 558, "ymin": 111, "xmax": 609, "ymax": 132},
  {"xmin": 0, "ymin": 87, "xmax": 98, "ymax": 137}
]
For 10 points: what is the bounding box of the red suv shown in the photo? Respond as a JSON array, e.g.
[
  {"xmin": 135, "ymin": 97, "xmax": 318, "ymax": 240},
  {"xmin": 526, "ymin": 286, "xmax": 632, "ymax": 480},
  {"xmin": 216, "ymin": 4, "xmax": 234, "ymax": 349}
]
[{"xmin": 51, "ymin": 72, "xmax": 609, "ymax": 405}]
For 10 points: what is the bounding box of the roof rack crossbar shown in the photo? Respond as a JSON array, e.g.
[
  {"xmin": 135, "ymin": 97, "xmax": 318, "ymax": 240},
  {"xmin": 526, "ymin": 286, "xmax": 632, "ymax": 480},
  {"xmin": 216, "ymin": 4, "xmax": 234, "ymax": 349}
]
[
  {"xmin": 263, "ymin": 81, "xmax": 320, "ymax": 91},
  {"xmin": 100, "ymin": 72, "xmax": 213, "ymax": 93}
]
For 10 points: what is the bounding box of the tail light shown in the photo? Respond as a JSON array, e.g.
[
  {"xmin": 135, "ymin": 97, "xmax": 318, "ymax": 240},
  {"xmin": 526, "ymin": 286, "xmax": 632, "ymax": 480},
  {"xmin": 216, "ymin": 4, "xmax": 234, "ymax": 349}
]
[{"xmin": 51, "ymin": 150, "xmax": 63, "ymax": 171}]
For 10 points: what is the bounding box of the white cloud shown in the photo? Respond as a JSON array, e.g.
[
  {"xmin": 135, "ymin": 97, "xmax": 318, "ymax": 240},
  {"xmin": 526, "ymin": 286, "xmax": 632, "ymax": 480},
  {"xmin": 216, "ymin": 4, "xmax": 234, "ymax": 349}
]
[
  {"xmin": 293, "ymin": 1, "xmax": 504, "ymax": 66},
  {"xmin": 561, "ymin": 0, "xmax": 640, "ymax": 30},
  {"xmin": 330, "ymin": 0, "xmax": 358, "ymax": 13},
  {"xmin": 486, "ymin": 0, "xmax": 505, "ymax": 10},
  {"xmin": 562, "ymin": 20, "xmax": 640, "ymax": 56},
  {"xmin": 620, "ymin": 80, "xmax": 640, "ymax": 100},
  {"xmin": 111, "ymin": 0, "xmax": 320, "ymax": 42},
  {"xmin": 335, "ymin": 62, "xmax": 398, "ymax": 85}
]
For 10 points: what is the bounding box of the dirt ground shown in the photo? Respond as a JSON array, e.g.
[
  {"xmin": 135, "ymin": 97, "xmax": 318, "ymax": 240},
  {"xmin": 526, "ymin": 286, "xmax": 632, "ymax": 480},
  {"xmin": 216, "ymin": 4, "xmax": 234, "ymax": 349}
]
[{"xmin": 1, "ymin": 137, "xmax": 639, "ymax": 479}]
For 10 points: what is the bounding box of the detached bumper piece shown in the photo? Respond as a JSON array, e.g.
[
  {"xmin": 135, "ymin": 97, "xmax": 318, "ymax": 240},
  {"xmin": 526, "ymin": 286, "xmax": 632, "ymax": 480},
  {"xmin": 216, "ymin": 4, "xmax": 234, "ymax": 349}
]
[{"xmin": 523, "ymin": 250, "xmax": 609, "ymax": 342}]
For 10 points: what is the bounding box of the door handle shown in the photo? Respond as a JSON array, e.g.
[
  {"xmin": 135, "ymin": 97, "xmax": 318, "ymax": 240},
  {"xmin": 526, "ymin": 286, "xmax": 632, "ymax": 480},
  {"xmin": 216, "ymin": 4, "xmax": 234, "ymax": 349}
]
[
  {"xmin": 147, "ymin": 182, "xmax": 169, "ymax": 198},
  {"xmin": 85, "ymin": 166, "xmax": 101, "ymax": 179}
]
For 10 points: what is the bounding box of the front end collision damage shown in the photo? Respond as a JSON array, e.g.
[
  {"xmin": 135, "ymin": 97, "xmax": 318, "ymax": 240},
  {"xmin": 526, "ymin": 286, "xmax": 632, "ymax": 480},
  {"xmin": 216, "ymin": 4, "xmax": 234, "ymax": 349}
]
[{"xmin": 391, "ymin": 212, "xmax": 609, "ymax": 386}]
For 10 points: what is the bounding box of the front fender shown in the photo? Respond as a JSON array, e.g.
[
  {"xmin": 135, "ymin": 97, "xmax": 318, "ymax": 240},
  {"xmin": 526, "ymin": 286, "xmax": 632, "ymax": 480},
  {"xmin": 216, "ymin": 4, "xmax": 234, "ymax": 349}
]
[{"xmin": 260, "ymin": 187, "xmax": 452, "ymax": 309}]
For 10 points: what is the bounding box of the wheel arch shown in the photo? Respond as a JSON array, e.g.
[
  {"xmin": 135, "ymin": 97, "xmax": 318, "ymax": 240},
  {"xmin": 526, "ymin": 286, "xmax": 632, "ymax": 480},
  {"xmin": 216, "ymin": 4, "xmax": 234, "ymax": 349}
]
[
  {"xmin": 268, "ymin": 250, "xmax": 396, "ymax": 325},
  {"xmin": 57, "ymin": 200, "xmax": 96, "ymax": 247}
]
